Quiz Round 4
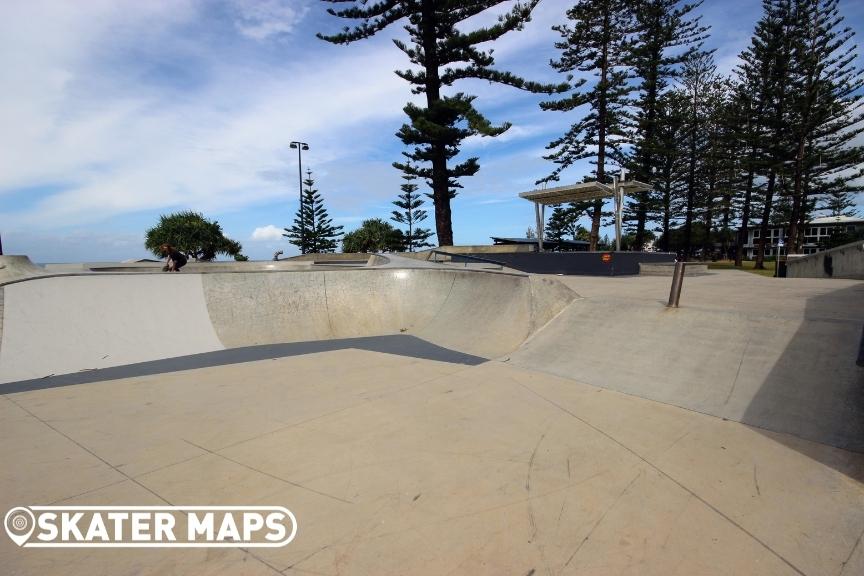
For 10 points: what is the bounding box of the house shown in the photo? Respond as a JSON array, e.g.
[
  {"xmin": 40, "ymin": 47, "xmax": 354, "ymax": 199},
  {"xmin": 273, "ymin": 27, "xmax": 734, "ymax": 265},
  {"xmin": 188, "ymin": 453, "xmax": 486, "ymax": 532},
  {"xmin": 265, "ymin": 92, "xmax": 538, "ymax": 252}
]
[{"xmin": 743, "ymin": 215, "xmax": 864, "ymax": 259}]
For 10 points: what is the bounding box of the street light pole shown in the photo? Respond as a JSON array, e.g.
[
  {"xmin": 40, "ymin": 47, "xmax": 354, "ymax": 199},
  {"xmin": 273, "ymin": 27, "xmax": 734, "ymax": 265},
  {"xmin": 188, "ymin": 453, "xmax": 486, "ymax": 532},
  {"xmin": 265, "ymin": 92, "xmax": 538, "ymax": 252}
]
[{"xmin": 290, "ymin": 141, "xmax": 309, "ymax": 253}]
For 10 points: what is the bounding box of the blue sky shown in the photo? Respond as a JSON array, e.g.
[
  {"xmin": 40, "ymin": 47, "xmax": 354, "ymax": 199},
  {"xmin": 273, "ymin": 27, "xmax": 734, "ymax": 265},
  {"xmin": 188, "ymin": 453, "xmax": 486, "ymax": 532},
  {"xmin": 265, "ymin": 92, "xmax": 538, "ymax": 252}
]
[{"xmin": 1, "ymin": 0, "xmax": 862, "ymax": 262}]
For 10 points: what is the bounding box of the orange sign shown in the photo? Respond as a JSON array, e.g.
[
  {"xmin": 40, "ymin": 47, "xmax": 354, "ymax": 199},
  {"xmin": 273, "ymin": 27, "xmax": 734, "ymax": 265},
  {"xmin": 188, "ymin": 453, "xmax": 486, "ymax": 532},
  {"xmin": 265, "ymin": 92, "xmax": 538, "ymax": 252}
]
[{"xmin": 601, "ymin": 253, "xmax": 612, "ymax": 263}]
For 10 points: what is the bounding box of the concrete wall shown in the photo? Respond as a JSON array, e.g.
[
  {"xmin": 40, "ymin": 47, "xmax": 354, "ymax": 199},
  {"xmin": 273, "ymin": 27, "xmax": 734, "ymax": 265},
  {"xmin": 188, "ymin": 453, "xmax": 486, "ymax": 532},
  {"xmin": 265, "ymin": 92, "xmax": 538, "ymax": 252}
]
[
  {"xmin": 0, "ymin": 267, "xmax": 576, "ymax": 382},
  {"xmin": 201, "ymin": 268, "xmax": 577, "ymax": 360},
  {"xmin": 639, "ymin": 262, "xmax": 708, "ymax": 276},
  {"xmin": 421, "ymin": 244, "xmax": 536, "ymax": 255},
  {"xmin": 786, "ymin": 240, "xmax": 864, "ymax": 279},
  {"xmin": 454, "ymin": 251, "xmax": 676, "ymax": 276}
]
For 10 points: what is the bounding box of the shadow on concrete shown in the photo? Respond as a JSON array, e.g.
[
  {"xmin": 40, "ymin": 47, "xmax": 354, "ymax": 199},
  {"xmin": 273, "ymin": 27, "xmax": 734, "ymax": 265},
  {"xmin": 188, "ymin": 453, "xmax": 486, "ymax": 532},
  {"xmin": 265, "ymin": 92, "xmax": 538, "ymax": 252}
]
[
  {"xmin": 743, "ymin": 283, "xmax": 864, "ymax": 478},
  {"xmin": 0, "ymin": 335, "xmax": 486, "ymax": 395}
]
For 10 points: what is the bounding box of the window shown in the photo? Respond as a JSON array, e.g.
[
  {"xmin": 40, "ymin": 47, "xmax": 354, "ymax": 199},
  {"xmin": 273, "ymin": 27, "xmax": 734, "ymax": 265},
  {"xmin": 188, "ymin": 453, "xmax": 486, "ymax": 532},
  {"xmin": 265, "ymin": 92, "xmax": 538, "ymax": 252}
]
[{"xmin": 754, "ymin": 229, "xmax": 760, "ymax": 238}]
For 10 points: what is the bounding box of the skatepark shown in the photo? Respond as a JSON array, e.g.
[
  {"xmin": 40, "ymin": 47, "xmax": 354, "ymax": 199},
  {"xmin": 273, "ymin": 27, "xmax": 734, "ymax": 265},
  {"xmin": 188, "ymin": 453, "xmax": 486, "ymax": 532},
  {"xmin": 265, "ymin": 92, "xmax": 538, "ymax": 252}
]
[{"xmin": 1, "ymin": 254, "xmax": 862, "ymax": 575}]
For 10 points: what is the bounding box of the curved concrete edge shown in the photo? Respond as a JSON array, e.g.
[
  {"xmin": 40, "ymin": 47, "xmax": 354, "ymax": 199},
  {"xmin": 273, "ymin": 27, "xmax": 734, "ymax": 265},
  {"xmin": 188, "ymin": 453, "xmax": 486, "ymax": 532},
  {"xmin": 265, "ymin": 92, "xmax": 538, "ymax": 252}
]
[
  {"xmin": 528, "ymin": 275, "xmax": 581, "ymax": 334},
  {"xmin": 202, "ymin": 268, "xmax": 577, "ymax": 359},
  {"xmin": 0, "ymin": 255, "xmax": 49, "ymax": 284},
  {"xmin": 510, "ymin": 294, "xmax": 864, "ymax": 452},
  {"xmin": 0, "ymin": 274, "xmax": 224, "ymax": 383},
  {"xmin": 414, "ymin": 270, "xmax": 534, "ymax": 358},
  {"xmin": 0, "ymin": 267, "xmax": 576, "ymax": 382}
]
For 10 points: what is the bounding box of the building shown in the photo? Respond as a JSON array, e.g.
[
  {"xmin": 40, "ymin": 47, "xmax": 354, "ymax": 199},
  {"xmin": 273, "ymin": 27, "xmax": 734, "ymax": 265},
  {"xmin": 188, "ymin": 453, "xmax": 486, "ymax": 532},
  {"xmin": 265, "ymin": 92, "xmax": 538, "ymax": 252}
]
[{"xmin": 743, "ymin": 215, "xmax": 864, "ymax": 259}]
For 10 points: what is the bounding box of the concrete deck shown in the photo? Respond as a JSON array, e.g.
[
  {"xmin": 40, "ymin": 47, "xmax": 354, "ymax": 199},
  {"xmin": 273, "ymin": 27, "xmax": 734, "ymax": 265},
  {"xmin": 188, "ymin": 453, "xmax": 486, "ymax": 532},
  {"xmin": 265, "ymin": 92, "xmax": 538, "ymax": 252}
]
[{"xmin": 1, "ymin": 262, "xmax": 862, "ymax": 575}]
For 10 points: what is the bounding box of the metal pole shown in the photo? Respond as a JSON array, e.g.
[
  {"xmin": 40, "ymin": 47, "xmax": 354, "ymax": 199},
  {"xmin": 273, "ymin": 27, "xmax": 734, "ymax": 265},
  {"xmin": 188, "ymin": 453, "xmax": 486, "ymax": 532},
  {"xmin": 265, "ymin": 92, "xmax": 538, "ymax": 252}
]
[
  {"xmin": 297, "ymin": 147, "xmax": 303, "ymax": 253},
  {"xmin": 540, "ymin": 204, "xmax": 546, "ymax": 249},
  {"xmin": 667, "ymin": 262, "xmax": 686, "ymax": 307},
  {"xmin": 613, "ymin": 174, "xmax": 622, "ymax": 252},
  {"xmin": 534, "ymin": 202, "xmax": 544, "ymax": 252},
  {"xmin": 290, "ymin": 141, "xmax": 309, "ymax": 254}
]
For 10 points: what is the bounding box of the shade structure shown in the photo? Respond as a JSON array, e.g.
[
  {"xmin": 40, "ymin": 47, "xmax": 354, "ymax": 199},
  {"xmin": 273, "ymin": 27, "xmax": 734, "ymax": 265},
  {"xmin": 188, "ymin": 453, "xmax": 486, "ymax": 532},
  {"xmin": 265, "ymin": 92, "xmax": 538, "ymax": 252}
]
[
  {"xmin": 519, "ymin": 179, "xmax": 651, "ymax": 252},
  {"xmin": 518, "ymin": 181, "xmax": 614, "ymax": 205}
]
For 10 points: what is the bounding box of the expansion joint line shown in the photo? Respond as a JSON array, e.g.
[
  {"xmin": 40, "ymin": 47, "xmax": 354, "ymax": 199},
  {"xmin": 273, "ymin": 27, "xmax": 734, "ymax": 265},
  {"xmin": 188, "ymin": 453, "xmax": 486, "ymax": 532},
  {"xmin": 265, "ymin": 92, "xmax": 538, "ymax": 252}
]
[
  {"xmin": 3, "ymin": 394, "xmax": 172, "ymax": 507},
  {"xmin": 514, "ymin": 382, "xmax": 808, "ymax": 576}
]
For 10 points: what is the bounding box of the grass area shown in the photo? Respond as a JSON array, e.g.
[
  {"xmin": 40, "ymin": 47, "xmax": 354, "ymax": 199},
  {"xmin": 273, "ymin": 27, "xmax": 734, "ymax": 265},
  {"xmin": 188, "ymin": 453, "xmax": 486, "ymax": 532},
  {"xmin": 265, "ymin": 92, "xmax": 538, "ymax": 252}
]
[{"xmin": 708, "ymin": 259, "xmax": 777, "ymax": 277}]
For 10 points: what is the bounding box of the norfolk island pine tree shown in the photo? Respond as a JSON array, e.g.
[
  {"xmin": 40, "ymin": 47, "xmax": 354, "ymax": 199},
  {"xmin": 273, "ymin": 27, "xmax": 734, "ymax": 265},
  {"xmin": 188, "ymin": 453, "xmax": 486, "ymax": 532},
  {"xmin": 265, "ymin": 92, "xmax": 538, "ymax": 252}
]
[
  {"xmin": 317, "ymin": 0, "xmax": 568, "ymax": 246},
  {"xmin": 391, "ymin": 162, "xmax": 434, "ymax": 252},
  {"xmin": 283, "ymin": 170, "xmax": 343, "ymax": 254}
]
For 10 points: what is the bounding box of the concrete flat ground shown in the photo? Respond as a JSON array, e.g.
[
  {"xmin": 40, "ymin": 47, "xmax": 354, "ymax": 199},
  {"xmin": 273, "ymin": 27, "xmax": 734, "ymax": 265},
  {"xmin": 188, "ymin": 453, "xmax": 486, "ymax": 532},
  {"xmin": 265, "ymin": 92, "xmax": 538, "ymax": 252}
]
[
  {"xmin": 2, "ymin": 350, "xmax": 863, "ymax": 576},
  {"xmin": 1, "ymin": 265, "xmax": 862, "ymax": 575}
]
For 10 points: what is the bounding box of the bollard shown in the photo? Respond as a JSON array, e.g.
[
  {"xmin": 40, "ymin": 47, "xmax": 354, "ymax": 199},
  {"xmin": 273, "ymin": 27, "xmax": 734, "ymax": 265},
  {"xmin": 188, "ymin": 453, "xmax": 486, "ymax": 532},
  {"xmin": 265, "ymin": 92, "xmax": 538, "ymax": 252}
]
[{"xmin": 667, "ymin": 262, "xmax": 686, "ymax": 307}]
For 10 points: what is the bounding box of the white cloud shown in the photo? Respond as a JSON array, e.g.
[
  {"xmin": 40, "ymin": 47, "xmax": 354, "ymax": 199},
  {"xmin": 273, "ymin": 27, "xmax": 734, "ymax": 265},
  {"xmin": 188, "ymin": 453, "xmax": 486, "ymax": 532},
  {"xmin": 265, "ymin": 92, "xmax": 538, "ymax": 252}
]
[
  {"xmin": 230, "ymin": 0, "xmax": 309, "ymax": 40},
  {"xmin": 251, "ymin": 224, "xmax": 284, "ymax": 241},
  {"xmin": 0, "ymin": 0, "xmax": 411, "ymax": 231}
]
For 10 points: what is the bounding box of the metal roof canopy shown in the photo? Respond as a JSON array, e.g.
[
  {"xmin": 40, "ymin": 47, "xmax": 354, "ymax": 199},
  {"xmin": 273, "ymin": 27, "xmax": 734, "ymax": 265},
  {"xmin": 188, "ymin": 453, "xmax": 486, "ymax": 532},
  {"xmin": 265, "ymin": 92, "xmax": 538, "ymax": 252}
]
[
  {"xmin": 519, "ymin": 177, "xmax": 651, "ymax": 252},
  {"xmin": 519, "ymin": 181, "xmax": 613, "ymax": 205}
]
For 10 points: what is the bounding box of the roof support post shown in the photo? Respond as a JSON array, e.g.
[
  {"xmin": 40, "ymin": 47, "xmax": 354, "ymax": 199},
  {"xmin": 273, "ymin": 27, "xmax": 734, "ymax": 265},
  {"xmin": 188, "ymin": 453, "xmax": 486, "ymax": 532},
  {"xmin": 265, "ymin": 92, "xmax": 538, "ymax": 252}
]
[{"xmin": 534, "ymin": 201, "xmax": 545, "ymax": 252}]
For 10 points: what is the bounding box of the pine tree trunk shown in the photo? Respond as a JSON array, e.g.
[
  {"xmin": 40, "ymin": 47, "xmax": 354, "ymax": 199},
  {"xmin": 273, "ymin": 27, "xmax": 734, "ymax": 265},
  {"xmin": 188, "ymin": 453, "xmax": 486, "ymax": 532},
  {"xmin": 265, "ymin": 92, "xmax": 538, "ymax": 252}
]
[
  {"xmin": 661, "ymin": 176, "xmax": 671, "ymax": 253},
  {"xmin": 635, "ymin": 64, "xmax": 660, "ymax": 251},
  {"xmin": 703, "ymin": 188, "xmax": 714, "ymax": 260},
  {"xmin": 431, "ymin": 146, "xmax": 453, "ymax": 246},
  {"xmin": 734, "ymin": 165, "xmax": 755, "ymax": 266},
  {"xmin": 795, "ymin": 164, "xmax": 811, "ymax": 251},
  {"xmin": 591, "ymin": 11, "xmax": 610, "ymax": 252},
  {"xmin": 421, "ymin": 0, "xmax": 453, "ymax": 247},
  {"xmin": 684, "ymin": 79, "xmax": 699, "ymax": 259},
  {"xmin": 755, "ymin": 170, "xmax": 776, "ymax": 270},
  {"xmin": 788, "ymin": 140, "xmax": 806, "ymax": 253},
  {"xmin": 684, "ymin": 133, "xmax": 697, "ymax": 259}
]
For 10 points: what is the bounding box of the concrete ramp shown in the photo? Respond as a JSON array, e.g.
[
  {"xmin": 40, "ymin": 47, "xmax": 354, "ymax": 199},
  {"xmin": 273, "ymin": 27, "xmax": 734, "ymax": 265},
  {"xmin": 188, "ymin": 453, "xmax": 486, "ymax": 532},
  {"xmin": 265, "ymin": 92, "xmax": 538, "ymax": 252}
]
[
  {"xmin": 0, "ymin": 268, "xmax": 576, "ymax": 383},
  {"xmin": 201, "ymin": 269, "xmax": 575, "ymax": 359},
  {"xmin": 0, "ymin": 274, "xmax": 224, "ymax": 383},
  {"xmin": 510, "ymin": 276, "xmax": 864, "ymax": 451},
  {"xmin": 0, "ymin": 255, "xmax": 49, "ymax": 283}
]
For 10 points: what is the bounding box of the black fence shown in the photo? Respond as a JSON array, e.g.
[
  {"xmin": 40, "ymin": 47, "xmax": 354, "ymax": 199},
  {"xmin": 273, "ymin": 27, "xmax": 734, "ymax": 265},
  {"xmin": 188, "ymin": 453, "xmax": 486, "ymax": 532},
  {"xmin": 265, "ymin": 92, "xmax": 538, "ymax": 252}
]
[{"xmin": 448, "ymin": 251, "xmax": 676, "ymax": 276}]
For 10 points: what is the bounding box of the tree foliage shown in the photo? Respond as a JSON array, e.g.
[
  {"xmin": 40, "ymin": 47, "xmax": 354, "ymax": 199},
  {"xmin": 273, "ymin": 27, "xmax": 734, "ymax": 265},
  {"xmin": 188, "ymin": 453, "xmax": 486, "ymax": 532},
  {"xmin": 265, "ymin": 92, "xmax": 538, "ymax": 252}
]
[
  {"xmin": 319, "ymin": 0, "xmax": 566, "ymax": 246},
  {"xmin": 626, "ymin": 0, "xmax": 708, "ymax": 250},
  {"xmin": 342, "ymin": 219, "xmax": 406, "ymax": 253},
  {"xmin": 540, "ymin": 0, "xmax": 636, "ymax": 250},
  {"xmin": 145, "ymin": 211, "xmax": 245, "ymax": 262},
  {"xmin": 391, "ymin": 164, "xmax": 435, "ymax": 251},
  {"xmin": 314, "ymin": 0, "xmax": 862, "ymax": 259},
  {"xmin": 283, "ymin": 170, "xmax": 344, "ymax": 254},
  {"xmin": 731, "ymin": 0, "xmax": 863, "ymax": 266}
]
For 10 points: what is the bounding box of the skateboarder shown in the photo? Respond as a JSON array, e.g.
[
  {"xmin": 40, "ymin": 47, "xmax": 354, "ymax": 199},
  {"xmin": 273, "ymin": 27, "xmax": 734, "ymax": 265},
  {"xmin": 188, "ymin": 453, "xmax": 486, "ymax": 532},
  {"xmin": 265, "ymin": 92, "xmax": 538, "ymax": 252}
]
[{"xmin": 160, "ymin": 244, "xmax": 188, "ymax": 272}]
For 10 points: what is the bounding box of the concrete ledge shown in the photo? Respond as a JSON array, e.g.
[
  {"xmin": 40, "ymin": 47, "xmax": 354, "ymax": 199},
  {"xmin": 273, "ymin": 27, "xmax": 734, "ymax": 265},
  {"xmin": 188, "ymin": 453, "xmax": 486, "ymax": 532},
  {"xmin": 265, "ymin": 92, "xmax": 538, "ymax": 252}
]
[
  {"xmin": 639, "ymin": 261, "xmax": 709, "ymax": 276},
  {"xmin": 786, "ymin": 240, "xmax": 864, "ymax": 279},
  {"xmin": 0, "ymin": 255, "xmax": 48, "ymax": 283}
]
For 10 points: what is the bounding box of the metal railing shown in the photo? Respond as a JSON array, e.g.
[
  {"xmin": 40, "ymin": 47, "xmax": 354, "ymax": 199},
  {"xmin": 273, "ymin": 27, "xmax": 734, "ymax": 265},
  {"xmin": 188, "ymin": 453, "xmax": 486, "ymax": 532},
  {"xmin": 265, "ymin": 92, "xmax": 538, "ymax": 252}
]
[{"xmin": 427, "ymin": 250, "xmax": 505, "ymax": 270}]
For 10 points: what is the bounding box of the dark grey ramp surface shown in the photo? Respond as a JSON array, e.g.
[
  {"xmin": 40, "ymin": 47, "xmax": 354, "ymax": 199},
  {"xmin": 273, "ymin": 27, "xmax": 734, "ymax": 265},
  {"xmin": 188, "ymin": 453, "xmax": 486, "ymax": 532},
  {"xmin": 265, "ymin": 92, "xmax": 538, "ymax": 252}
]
[{"xmin": 0, "ymin": 335, "xmax": 486, "ymax": 395}]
